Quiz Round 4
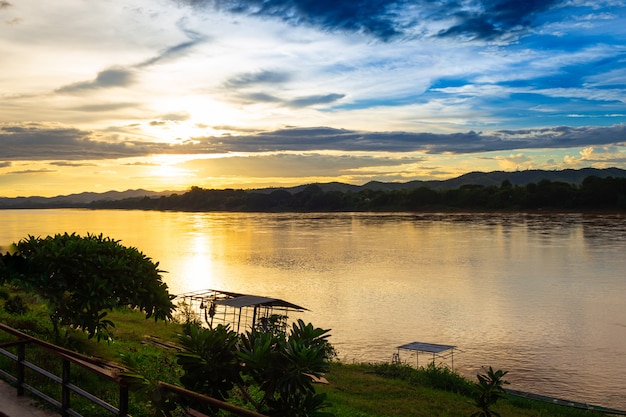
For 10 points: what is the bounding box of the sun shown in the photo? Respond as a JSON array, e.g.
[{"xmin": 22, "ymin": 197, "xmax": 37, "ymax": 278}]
[{"xmin": 151, "ymin": 163, "xmax": 187, "ymax": 178}]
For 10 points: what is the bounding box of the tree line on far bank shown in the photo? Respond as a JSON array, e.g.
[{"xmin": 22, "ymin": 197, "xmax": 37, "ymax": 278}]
[{"xmin": 89, "ymin": 175, "xmax": 626, "ymax": 212}]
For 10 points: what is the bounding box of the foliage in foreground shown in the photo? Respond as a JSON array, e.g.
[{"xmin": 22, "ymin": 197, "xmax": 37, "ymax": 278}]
[
  {"xmin": 471, "ymin": 367, "xmax": 509, "ymax": 417},
  {"xmin": 174, "ymin": 320, "xmax": 334, "ymax": 417},
  {"xmin": 0, "ymin": 233, "xmax": 176, "ymax": 341}
]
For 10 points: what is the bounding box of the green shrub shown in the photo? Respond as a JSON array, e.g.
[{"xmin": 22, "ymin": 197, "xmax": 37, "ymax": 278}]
[
  {"xmin": 4, "ymin": 295, "xmax": 29, "ymax": 315},
  {"xmin": 370, "ymin": 362, "xmax": 474, "ymax": 396},
  {"xmin": 1, "ymin": 233, "xmax": 176, "ymax": 342}
]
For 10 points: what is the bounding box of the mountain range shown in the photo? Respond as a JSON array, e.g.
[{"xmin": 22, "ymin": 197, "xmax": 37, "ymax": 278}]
[{"xmin": 2, "ymin": 167, "xmax": 625, "ymax": 209}]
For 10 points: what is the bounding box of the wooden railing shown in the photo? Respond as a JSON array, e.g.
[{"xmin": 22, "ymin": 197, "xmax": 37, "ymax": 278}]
[{"xmin": 0, "ymin": 322, "xmax": 266, "ymax": 417}]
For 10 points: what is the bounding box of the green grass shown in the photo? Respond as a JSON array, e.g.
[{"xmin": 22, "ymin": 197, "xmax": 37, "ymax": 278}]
[{"xmin": 318, "ymin": 362, "xmax": 608, "ymax": 417}]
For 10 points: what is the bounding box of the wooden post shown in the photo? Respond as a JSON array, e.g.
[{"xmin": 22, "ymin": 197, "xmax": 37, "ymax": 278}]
[
  {"xmin": 119, "ymin": 384, "xmax": 129, "ymax": 417},
  {"xmin": 62, "ymin": 359, "xmax": 70, "ymax": 417},
  {"xmin": 16, "ymin": 342, "xmax": 25, "ymax": 396}
]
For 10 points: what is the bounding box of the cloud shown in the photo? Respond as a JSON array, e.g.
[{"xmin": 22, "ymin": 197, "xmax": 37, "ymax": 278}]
[
  {"xmin": 184, "ymin": 0, "xmax": 408, "ymax": 41},
  {"xmin": 232, "ymin": 90, "xmax": 345, "ymax": 109},
  {"xmin": 225, "ymin": 70, "xmax": 292, "ymax": 88},
  {"xmin": 0, "ymin": 123, "xmax": 166, "ymax": 160},
  {"xmin": 224, "ymin": 71, "xmax": 346, "ymax": 109},
  {"xmin": 3, "ymin": 122, "xmax": 626, "ymax": 161},
  {"xmin": 288, "ymin": 93, "xmax": 345, "ymax": 108},
  {"xmin": 7, "ymin": 168, "xmax": 57, "ymax": 175},
  {"xmin": 436, "ymin": 0, "xmax": 561, "ymax": 42},
  {"xmin": 136, "ymin": 26, "xmax": 207, "ymax": 67},
  {"xmin": 0, "ymin": 1, "xmax": 11, "ymax": 10},
  {"xmin": 56, "ymin": 68, "xmax": 135, "ymax": 94},
  {"xmin": 49, "ymin": 161, "xmax": 97, "ymax": 167},
  {"xmin": 0, "ymin": 161, "xmax": 11, "ymax": 168},
  {"xmin": 187, "ymin": 124, "xmax": 626, "ymax": 154},
  {"xmin": 180, "ymin": 0, "xmax": 566, "ymax": 43},
  {"xmin": 54, "ymin": 23, "xmax": 206, "ymax": 96}
]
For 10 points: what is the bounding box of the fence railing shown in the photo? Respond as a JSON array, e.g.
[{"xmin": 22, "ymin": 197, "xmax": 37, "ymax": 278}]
[{"xmin": 0, "ymin": 322, "xmax": 266, "ymax": 417}]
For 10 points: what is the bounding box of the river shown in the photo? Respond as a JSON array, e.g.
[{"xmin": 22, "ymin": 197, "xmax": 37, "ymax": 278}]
[{"xmin": 1, "ymin": 209, "xmax": 625, "ymax": 409}]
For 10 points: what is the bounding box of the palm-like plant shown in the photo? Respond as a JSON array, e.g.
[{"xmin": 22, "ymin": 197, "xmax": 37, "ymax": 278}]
[{"xmin": 471, "ymin": 366, "xmax": 509, "ymax": 417}]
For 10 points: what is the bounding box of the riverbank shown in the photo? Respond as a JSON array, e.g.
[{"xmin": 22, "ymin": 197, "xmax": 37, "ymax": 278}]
[{"xmin": 0, "ymin": 303, "xmax": 621, "ymax": 417}]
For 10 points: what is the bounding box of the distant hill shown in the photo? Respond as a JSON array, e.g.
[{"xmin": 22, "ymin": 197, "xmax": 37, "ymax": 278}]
[
  {"xmin": 1, "ymin": 167, "xmax": 625, "ymax": 208},
  {"xmin": 261, "ymin": 167, "xmax": 626, "ymax": 193},
  {"xmin": 0, "ymin": 189, "xmax": 175, "ymax": 209}
]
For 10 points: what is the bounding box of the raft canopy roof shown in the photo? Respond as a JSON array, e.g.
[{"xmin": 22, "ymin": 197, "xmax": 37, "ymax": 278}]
[
  {"xmin": 396, "ymin": 342, "xmax": 456, "ymax": 354},
  {"xmin": 395, "ymin": 341, "xmax": 458, "ymax": 370},
  {"xmin": 179, "ymin": 289, "xmax": 308, "ymax": 311},
  {"xmin": 177, "ymin": 289, "xmax": 308, "ymax": 333}
]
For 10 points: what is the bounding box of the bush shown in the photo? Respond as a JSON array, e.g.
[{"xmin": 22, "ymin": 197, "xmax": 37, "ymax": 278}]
[
  {"xmin": 4, "ymin": 295, "xmax": 29, "ymax": 315},
  {"xmin": 370, "ymin": 362, "xmax": 474, "ymax": 396},
  {"xmin": 1, "ymin": 233, "xmax": 176, "ymax": 341}
]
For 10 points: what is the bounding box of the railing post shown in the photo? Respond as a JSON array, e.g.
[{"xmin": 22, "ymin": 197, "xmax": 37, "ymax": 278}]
[
  {"xmin": 119, "ymin": 384, "xmax": 129, "ymax": 417},
  {"xmin": 16, "ymin": 342, "xmax": 25, "ymax": 396},
  {"xmin": 62, "ymin": 359, "xmax": 71, "ymax": 417}
]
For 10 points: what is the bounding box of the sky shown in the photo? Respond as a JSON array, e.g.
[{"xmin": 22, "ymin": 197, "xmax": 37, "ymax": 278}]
[{"xmin": 1, "ymin": 0, "xmax": 626, "ymax": 197}]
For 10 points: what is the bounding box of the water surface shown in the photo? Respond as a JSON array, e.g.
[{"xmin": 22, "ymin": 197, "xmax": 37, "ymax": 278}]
[{"xmin": 1, "ymin": 210, "xmax": 625, "ymax": 409}]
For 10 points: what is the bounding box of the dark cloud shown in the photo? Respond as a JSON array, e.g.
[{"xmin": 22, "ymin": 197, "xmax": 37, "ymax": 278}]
[
  {"xmin": 8, "ymin": 168, "xmax": 57, "ymax": 175},
  {"xmin": 187, "ymin": 0, "xmax": 407, "ymax": 41},
  {"xmin": 237, "ymin": 92, "xmax": 283, "ymax": 103},
  {"xmin": 436, "ymin": 0, "xmax": 561, "ymax": 41},
  {"xmin": 56, "ymin": 68, "xmax": 135, "ymax": 94},
  {"xmin": 225, "ymin": 70, "xmax": 292, "ymax": 88},
  {"xmin": 288, "ymin": 93, "xmax": 345, "ymax": 107},
  {"xmin": 233, "ymin": 91, "xmax": 344, "ymax": 108},
  {"xmin": 137, "ymin": 28, "xmax": 207, "ymax": 67},
  {"xmin": 49, "ymin": 161, "xmax": 96, "ymax": 167},
  {"xmin": 180, "ymin": 0, "xmax": 563, "ymax": 42},
  {"xmin": 0, "ymin": 1, "xmax": 11, "ymax": 10},
  {"xmin": 194, "ymin": 124, "xmax": 626, "ymax": 154},
  {"xmin": 0, "ymin": 161, "xmax": 11, "ymax": 168},
  {"xmin": 3, "ymin": 123, "xmax": 625, "ymax": 160},
  {"xmin": 0, "ymin": 123, "xmax": 167, "ymax": 160}
]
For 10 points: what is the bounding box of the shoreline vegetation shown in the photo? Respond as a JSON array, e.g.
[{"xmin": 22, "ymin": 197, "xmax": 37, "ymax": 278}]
[
  {"xmin": 0, "ymin": 292, "xmax": 619, "ymax": 417},
  {"xmin": 80, "ymin": 175, "xmax": 626, "ymax": 213},
  {"xmin": 1, "ymin": 170, "xmax": 625, "ymax": 213}
]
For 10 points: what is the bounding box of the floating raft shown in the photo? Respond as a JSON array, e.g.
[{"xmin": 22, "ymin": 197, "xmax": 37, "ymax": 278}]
[
  {"xmin": 394, "ymin": 341, "xmax": 457, "ymax": 370},
  {"xmin": 506, "ymin": 389, "xmax": 626, "ymax": 415}
]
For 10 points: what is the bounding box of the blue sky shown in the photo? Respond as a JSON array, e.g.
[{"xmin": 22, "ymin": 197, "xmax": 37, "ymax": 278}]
[{"xmin": 1, "ymin": 0, "xmax": 625, "ymax": 197}]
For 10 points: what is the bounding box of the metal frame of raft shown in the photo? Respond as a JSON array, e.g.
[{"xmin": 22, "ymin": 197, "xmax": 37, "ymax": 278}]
[
  {"xmin": 393, "ymin": 341, "xmax": 457, "ymax": 370},
  {"xmin": 178, "ymin": 289, "xmax": 308, "ymax": 333}
]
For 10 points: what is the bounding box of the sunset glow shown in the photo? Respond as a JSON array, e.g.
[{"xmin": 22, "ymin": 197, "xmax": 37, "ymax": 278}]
[{"xmin": 1, "ymin": 0, "xmax": 626, "ymax": 197}]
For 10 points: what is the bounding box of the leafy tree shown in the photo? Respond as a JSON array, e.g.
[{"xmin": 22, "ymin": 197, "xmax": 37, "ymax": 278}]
[{"xmin": 0, "ymin": 233, "xmax": 176, "ymax": 341}]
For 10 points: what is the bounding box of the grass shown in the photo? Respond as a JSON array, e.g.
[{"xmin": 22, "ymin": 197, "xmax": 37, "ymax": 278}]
[
  {"xmin": 0, "ymin": 287, "xmax": 616, "ymax": 417},
  {"xmin": 317, "ymin": 362, "xmax": 608, "ymax": 417}
]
